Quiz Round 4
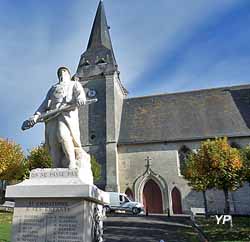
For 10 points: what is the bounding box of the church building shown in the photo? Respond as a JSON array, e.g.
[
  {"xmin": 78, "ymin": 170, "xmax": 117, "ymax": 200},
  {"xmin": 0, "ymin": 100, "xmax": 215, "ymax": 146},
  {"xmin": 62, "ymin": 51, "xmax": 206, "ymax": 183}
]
[{"xmin": 76, "ymin": 1, "xmax": 250, "ymax": 215}]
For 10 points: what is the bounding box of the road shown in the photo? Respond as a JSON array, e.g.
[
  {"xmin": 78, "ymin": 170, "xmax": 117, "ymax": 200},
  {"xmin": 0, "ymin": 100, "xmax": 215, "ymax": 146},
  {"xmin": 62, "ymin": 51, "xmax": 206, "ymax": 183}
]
[{"xmin": 103, "ymin": 214, "xmax": 200, "ymax": 242}]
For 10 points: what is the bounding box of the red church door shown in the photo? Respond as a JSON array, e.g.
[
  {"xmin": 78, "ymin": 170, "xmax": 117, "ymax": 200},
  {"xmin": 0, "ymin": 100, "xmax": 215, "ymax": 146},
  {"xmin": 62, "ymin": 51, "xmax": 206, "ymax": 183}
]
[
  {"xmin": 143, "ymin": 179, "xmax": 163, "ymax": 214},
  {"xmin": 172, "ymin": 187, "xmax": 182, "ymax": 214}
]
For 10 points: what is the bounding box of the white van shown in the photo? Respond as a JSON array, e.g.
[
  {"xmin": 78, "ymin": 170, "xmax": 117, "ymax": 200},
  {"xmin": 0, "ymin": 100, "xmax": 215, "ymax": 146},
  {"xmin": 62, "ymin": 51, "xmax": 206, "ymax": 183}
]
[{"xmin": 105, "ymin": 192, "xmax": 144, "ymax": 215}]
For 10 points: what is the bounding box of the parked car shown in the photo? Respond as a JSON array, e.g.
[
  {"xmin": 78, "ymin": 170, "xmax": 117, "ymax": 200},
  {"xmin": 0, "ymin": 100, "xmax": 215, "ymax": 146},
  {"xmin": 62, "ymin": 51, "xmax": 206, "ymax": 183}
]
[{"xmin": 105, "ymin": 192, "xmax": 144, "ymax": 215}]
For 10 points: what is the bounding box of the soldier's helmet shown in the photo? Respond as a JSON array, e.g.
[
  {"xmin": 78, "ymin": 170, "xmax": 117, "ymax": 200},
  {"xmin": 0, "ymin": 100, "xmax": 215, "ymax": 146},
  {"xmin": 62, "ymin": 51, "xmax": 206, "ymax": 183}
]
[{"xmin": 57, "ymin": 66, "xmax": 71, "ymax": 79}]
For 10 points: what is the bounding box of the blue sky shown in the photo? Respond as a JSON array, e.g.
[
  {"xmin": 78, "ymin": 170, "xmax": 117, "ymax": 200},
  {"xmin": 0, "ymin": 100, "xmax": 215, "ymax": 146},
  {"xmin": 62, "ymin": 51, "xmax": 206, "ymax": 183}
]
[{"xmin": 1, "ymin": 0, "xmax": 250, "ymax": 152}]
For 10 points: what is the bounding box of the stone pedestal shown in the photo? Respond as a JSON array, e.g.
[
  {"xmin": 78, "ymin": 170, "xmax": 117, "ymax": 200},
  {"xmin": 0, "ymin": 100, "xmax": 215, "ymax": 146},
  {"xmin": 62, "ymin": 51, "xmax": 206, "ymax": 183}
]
[{"xmin": 6, "ymin": 168, "xmax": 109, "ymax": 242}]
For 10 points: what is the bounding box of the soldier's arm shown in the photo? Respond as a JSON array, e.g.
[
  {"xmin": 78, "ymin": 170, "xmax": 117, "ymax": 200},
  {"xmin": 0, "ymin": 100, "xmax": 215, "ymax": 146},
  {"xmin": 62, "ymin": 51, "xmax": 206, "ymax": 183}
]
[
  {"xmin": 73, "ymin": 81, "xmax": 86, "ymax": 106},
  {"xmin": 29, "ymin": 88, "xmax": 52, "ymax": 124},
  {"xmin": 21, "ymin": 88, "xmax": 51, "ymax": 131},
  {"xmin": 35, "ymin": 88, "xmax": 53, "ymax": 114}
]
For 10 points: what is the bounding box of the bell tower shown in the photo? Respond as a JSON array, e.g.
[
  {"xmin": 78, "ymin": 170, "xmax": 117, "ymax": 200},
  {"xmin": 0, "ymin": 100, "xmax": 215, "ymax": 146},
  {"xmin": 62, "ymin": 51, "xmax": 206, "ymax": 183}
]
[{"xmin": 76, "ymin": 1, "xmax": 127, "ymax": 190}]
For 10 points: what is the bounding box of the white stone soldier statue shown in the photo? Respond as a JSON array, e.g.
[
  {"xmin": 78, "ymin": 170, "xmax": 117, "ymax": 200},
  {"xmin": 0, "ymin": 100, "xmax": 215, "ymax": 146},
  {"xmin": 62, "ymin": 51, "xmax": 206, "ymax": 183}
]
[{"xmin": 22, "ymin": 67, "xmax": 94, "ymax": 183}]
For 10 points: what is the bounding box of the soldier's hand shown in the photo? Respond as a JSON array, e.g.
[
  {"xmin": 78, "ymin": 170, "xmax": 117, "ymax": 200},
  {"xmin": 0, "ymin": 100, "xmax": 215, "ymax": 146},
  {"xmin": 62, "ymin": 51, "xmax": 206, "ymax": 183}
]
[
  {"xmin": 21, "ymin": 114, "xmax": 39, "ymax": 131},
  {"xmin": 77, "ymin": 98, "xmax": 85, "ymax": 106},
  {"xmin": 28, "ymin": 114, "xmax": 40, "ymax": 126}
]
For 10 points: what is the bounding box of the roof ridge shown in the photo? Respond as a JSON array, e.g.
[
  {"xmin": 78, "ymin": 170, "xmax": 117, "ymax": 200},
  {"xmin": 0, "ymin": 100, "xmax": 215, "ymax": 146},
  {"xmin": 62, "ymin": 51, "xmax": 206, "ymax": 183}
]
[{"xmin": 126, "ymin": 83, "xmax": 250, "ymax": 101}]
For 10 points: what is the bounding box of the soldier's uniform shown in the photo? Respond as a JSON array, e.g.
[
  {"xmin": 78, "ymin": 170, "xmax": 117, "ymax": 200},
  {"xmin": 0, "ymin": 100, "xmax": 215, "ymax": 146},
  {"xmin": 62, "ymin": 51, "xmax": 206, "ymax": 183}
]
[{"xmin": 35, "ymin": 80, "xmax": 86, "ymax": 168}]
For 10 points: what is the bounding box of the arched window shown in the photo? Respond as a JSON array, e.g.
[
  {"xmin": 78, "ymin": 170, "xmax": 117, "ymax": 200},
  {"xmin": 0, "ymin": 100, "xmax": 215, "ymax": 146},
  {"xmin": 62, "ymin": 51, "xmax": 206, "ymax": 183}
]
[
  {"xmin": 230, "ymin": 142, "xmax": 241, "ymax": 149},
  {"xmin": 96, "ymin": 58, "xmax": 106, "ymax": 64},
  {"xmin": 178, "ymin": 145, "xmax": 192, "ymax": 175},
  {"xmin": 125, "ymin": 188, "xmax": 134, "ymax": 201},
  {"xmin": 171, "ymin": 187, "xmax": 182, "ymax": 214},
  {"xmin": 81, "ymin": 59, "xmax": 90, "ymax": 67}
]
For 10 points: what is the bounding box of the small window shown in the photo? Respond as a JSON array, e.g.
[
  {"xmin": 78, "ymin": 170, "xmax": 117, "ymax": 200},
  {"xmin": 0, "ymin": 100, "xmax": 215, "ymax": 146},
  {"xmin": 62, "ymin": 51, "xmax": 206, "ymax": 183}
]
[
  {"xmin": 90, "ymin": 131, "xmax": 96, "ymax": 141},
  {"xmin": 178, "ymin": 145, "xmax": 192, "ymax": 175},
  {"xmin": 96, "ymin": 58, "xmax": 106, "ymax": 64},
  {"xmin": 83, "ymin": 60, "xmax": 90, "ymax": 66},
  {"xmin": 125, "ymin": 188, "xmax": 134, "ymax": 201},
  {"xmin": 90, "ymin": 134, "xmax": 96, "ymax": 140},
  {"xmin": 231, "ymin": 142, "xmax": 241, "ymax": 149}
]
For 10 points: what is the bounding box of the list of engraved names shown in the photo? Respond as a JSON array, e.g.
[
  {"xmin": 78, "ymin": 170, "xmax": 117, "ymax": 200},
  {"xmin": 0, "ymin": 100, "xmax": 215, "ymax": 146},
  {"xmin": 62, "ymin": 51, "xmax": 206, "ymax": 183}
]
[{"xmin": 13, "ymin": 200, "xmax": 83, "ymax": 242}]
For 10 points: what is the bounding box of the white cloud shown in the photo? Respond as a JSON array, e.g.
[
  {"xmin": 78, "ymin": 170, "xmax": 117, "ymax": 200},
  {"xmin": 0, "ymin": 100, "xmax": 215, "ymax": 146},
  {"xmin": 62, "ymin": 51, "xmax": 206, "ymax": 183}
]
[{"xmin": 106, "ymin": 0, "xmax": 239, "ymax": 89}]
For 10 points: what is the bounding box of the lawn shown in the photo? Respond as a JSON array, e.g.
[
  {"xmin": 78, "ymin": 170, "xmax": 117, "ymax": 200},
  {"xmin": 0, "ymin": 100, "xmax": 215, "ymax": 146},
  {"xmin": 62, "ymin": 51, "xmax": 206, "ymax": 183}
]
[
  {"xmin": 0, "ymin": 211, "xmax": 12, "ymax": 242},
  {"xmin": 196, "ymin": 216, "xmax": 250, "ymax": 242}
]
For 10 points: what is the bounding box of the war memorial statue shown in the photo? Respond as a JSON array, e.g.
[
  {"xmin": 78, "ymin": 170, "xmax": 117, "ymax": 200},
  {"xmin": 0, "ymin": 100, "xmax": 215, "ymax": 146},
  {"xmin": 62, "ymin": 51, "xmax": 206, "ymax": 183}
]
[
  {"xmin": 22, "ymin": 66, "xmax": 96, "ymax": 183},
  {"xmin": 6, "ymin": 67, "xmax": 109, "ymax": 242}
]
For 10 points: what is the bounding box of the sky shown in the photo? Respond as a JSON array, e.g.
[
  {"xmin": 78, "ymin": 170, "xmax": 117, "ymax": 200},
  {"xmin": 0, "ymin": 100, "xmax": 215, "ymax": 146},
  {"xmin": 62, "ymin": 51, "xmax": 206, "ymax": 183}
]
[{"xmin": 1, "ymin": 0, "xmax": 250, "ymax": 152}]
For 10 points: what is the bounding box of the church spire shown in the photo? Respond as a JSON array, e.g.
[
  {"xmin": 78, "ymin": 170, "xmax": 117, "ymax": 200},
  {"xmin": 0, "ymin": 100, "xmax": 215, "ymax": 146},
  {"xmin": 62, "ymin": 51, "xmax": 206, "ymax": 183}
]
[
  {"xmin": 77, "ymin": 1, "xmax": 118, "ymax": 79},
  {"xmin": 87, "ymin": 1, "xmax": 113, "ymax": 50}
]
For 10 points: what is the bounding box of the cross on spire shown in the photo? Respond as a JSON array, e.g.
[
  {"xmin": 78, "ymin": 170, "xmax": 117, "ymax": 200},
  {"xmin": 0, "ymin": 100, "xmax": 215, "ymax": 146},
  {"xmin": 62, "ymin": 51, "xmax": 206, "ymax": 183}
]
[{"xmin": 145, "ymin": 156, "xmax": 152, "ymax": 170}]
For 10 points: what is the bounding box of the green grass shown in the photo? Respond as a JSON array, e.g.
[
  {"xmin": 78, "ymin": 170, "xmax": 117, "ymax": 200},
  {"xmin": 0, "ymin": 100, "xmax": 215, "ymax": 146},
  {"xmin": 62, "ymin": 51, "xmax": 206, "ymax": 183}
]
[
  {"xmin": 175, "ymin": 227, "xmax": 200, "ymax": 242},
  {"xmin": 0, "ymin": 212, "xmax": 249, "ymax": 242},
  {"xmin": 196, "ymin": 216, "xmax": 250, "ymax": 242},
  {"xmin": 0, "ymin": 211, "xmax": 13, "ymax": 242}
]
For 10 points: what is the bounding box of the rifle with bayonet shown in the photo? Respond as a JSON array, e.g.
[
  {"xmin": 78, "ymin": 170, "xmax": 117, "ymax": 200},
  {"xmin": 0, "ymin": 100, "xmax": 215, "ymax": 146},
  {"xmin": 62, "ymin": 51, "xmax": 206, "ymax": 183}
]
[{"xmin": 21, "ymin": 98, "xmax": 97, "ymax": 131}]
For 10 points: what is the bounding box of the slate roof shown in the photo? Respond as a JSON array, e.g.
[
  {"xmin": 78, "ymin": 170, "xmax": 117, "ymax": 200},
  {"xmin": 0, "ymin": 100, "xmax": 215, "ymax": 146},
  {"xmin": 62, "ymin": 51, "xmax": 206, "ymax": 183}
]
[
  {"xmin": 87, "ymin": 1, "xmax": 114, "ymax": 52},
  {"xmin": 118, "ymin": 84, "xmax": 250, "ymax": 144}
]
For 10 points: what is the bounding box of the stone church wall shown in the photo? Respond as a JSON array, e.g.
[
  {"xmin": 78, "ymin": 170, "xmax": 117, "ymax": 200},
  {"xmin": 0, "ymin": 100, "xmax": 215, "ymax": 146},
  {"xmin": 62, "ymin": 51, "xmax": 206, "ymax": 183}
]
[
  {"xmin": 105, "ymin": 73, "xmax": 126, "ymax": 191},
  {"xmin": 117, "ymin": 137, "xmax": 250, "ymax": 215},
  {"xmin": 117, "ymin": 142, "xmax": 203, "ymax": 214}
]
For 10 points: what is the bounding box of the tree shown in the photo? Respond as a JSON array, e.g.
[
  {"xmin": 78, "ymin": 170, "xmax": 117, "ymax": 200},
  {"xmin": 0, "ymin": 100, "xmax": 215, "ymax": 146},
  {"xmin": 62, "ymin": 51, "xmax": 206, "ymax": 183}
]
[
  {"xmin": 0, "ymin": 138, "xmax": 25, "ymax": 181},
  {"xmin": 26, "ymin": 144, "xmax": 102, "ymax": 183},
  {"xmin": 240, "ymin": 145, "xmax": 250, "ymax": 184},
  {"xmin": 205, "ymin": 137, "xmax": 243, "ymax": 214},
  {"xmin": 183, "ymin": 152, "xmax": 211, "ymax": 217},
  {"xmin": 183, "ymin": 137, "xmax": 243, "ymax": 214},
  {"xmin": 27, "ymin": 144, "xmax": 52, "ymax": 170},
  {"xmin": 91, "ymin": 156, "xmax": 102, "ymax": 183},
  {"xmin": 23, "ymin": 144, "xmax": 52, "ymax": 178},
  {"xmin": 0, "ymin": 138, "xmax": 25, "ymax": 203}
]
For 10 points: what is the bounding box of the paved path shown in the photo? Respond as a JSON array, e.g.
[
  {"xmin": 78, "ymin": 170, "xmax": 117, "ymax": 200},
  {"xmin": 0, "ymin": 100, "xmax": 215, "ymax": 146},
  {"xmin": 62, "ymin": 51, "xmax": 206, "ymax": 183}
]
[{"xmin": 103, "ymin": 214, "xmax": 200, "ymax": 242}]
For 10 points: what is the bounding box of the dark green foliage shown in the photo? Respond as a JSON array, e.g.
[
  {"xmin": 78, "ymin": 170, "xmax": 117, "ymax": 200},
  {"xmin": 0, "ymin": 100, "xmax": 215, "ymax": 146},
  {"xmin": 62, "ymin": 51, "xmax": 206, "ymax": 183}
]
[{"xmin": 91, "ymin": 156, "xmax": 101, "ymax": 182}]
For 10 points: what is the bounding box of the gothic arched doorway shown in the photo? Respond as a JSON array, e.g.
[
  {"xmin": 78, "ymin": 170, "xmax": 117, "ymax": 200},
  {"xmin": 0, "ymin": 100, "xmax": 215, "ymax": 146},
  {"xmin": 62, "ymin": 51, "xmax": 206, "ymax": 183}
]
[
  {"xmin": 172, "ymin": 187, "xmax": 182, "ymax": 214},
  {"xmin": 143, "ymin": 179, "xmax": 163, "ymax": 214},
  {"xmin": 125, "ymin": 188, "xmax": 134, "ymax": 201}
]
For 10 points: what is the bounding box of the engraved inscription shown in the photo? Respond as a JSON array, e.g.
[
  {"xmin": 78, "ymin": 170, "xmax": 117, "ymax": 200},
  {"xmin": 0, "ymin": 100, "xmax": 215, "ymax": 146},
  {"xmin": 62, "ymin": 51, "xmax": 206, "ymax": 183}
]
[
  {"xmin": 58, "ymin": 216, "xmax": 81, "ymax": 242},
  {"xmin": 16, "ymin": 216, "xmax": 44, "ymax": 242},
  {"xmin": 30, "ymin": 169, "xmax": 78, "ymax": 178},
  {"xmin": 12, "ymin": 199, "xmax": 84, "ymax": 242}
]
